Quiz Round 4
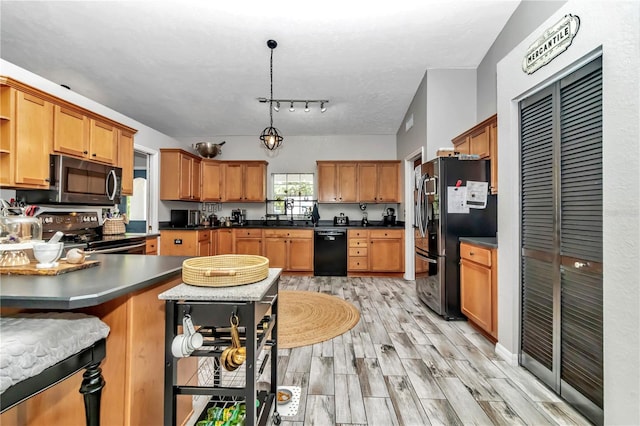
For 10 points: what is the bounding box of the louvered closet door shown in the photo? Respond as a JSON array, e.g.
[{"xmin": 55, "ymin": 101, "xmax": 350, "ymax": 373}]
[
  {"xmin": 559, "ymin": 60, "xmax": 603, "ymax": 413},
  {"xmin": 520, "ymin": 57, "xmax": 602, "ymax": 425},
  {"xmin": 520, "ymin": 85, "xmax": 558, "ymax": 388}
]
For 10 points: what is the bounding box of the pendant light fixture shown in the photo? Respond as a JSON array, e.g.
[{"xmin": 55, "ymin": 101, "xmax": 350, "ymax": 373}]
[{"xmin": 259, "ymin": 39, "xmax": 283, "ymax": 151}]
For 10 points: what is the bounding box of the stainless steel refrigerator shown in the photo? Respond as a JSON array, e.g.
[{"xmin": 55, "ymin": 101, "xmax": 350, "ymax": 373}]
[{"xmin": 414, "ymin": 157, "xmax": 497, "ymax": 320}]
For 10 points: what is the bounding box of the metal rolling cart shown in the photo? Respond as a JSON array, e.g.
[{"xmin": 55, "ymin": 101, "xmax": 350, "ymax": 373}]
[{"xmin": 160, "ymin": 269, "xmax": 281, "ymax": 426}]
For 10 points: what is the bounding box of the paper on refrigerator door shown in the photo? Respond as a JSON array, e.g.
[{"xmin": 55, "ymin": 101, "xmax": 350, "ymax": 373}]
[
  {"xmin": 465, "ymin": 181, "xmax": 489, "ymax": 209},
  {"xmin": 448, "ymin": 187, "xmax": 469, "ymax": 213}
]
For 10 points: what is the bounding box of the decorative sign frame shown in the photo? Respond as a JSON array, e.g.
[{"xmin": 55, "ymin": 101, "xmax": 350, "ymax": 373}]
[{"xmin": 523, "ymin": 14, "xmax": 580, "ymax": 74}]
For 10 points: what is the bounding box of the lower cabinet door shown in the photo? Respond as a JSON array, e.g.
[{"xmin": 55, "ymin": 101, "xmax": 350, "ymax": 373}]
[
  {"xmin": 287, "ymin": 238, "xmax": 313, "ymax": 271},
  {"xmin": 264, "ymin": 238, "xmax": 287, "ymax": 269},
  {"xmin": 369, "ymin": 238, "xmax": 403, "ymax": 272},
  {"xmin": 460, "ymin": 258, "xmax": 493, "ymax": 332}
]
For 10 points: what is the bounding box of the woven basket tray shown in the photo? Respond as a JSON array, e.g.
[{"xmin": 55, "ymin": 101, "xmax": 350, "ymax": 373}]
[
  {"xmin": 103, "ymin": 218, "xmax": 125, "ymax": 235},
  {"xmin": 182, "ymin": 255, "xmax": 269, "ymax": 287}
]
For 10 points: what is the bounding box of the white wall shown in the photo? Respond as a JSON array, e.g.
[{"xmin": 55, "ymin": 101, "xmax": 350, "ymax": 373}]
[
  {"xmin": 496, "ymin": 1, "xmax": 639, "ymax": 423},
  {"xmin": 425, "ymin": 69, "xmax": 477, "ymax": 160},
  {"xmin": 476, "ymin": 0, "xmax": 567, "ymax": 119},
  {"xmin": 396, "ymin": 68, "xmax": 477, "ymax": 162}
]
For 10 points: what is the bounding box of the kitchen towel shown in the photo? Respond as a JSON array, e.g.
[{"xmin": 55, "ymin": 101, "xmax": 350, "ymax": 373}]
[{"xmin": 311, "ymin": 203, "xmax": 320, "ymax": 224}]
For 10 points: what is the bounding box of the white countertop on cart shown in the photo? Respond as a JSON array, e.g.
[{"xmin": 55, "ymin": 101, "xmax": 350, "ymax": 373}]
[{"xmin": 158, "ymin": 268, "xmax": 282, "ymax": 302}]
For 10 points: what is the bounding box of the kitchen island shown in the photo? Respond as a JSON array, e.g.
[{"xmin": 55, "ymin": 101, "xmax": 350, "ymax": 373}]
[{"xmin": 0, "ymin": 254, "xmax": 192, "ymax": 426}]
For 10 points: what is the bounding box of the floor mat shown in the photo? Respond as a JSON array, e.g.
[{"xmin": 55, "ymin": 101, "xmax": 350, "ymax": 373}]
[{"xmin": 275, "ymin": 386, "xmax": 301, "ymax": 417}]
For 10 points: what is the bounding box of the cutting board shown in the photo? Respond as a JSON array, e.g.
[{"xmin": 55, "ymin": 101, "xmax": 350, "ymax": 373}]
[{"xmin": 0, "ymin": 260, "xmax": 100, "ymax": 275}]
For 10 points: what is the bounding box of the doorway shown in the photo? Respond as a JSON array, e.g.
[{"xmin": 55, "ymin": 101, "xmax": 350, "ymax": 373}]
[
  {"xmin": 403, "ymin": 147, "xmax": 424, "ymax": 280},
  {"xmin": 117, "ymin": 146, "xmax": 159, "ymax": 233}
]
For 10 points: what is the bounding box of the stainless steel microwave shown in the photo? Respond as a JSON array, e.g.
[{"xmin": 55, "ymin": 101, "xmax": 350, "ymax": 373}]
[{"xmin": 17, "ymin": 155, "xmax": 122, "ymax": 205}]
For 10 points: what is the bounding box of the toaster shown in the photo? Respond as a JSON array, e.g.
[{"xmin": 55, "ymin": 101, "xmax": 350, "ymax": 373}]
[{"xmin": 333, "ymin": 214, "xmax": 349, "ymax": 226}]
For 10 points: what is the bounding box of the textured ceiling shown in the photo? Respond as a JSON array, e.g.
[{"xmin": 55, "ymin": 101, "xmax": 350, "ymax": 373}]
[{"xmin": 0, "ymin": 1, "xmax": 520, "ymax": 138}]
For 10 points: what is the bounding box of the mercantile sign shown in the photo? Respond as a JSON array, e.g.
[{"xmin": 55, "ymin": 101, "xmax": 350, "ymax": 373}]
[{"xmin": 523, "ymin": 14, "xmax": 580, "ymax": 74}]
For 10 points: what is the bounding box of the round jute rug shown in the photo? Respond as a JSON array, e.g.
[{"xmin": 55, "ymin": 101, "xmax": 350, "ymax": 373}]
[{"xmin": 277, "ymin": 290, "xmax": 360, "ymax": 349}]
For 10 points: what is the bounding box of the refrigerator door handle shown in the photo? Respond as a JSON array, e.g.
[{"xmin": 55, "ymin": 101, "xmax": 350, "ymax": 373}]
[{"xmin": 426, "ymin": 176, "xmax": 438, "ymax": 196}]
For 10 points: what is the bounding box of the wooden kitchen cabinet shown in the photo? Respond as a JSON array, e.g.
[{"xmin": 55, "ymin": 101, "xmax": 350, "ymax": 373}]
[
  {"xmin": 198, "ymin": 229, "xmax": 212, "ymax": 256},
  {"xmin": 233, "ymin": 228, "xmax": 263, "ymax": 255},
  {"xmin": 263, "ymin": 228, "xmax": 314, "ymax": 272},
  {"xmin": 216, "ymin": 228, "xmax": 234, "ymax": 254},
  {"xmin": 222, "ymin": 161, "xmax": 267, "ymax": 202},
  {"xmin": 145, "ymin": 236, "xmax": 158, "ymax": 255},
  {"xmin": 0, "ymin": 86, "xmax": 52, "ymax": 188},
  {"xmin": 369, "ymin": 229, "xmax": 404, "ymax": 273},
  {"xmin": 348, "ymin": 229, "xmax": 369, "ymax": 272},
  {"xmin": 160, "ymin": 148, "xmax": 202, "ymax": 201},
  {"xmin": 452, "ymin": 114, "xmax": 498, "ymax": 194},
  {"xmin": 460, "ymin": 242, "xmax": 497, "ymax": 340},
  {"xmin": 53, "ymin": 105, "xmax": 90, "ymax": 159},
  {"xmin": 159, "ymin": 229, "xmax": 210, "ymax": 256},
  {"xmin": 53, "ymin": 109, "xmax": 117, "ymax": 165},
  {"xmin": 201, "ymin": 159, "xmax": 222, "ymax": 201},
  {"xmin": 1, "ymin": 76, "xmax": 137, "ymax": 187},
  {"xmin": 357, "ymin": 161, "xmax": 401, "ymax": 203},
  {"xmin": 88, "ymin": 118, "xmax": 117, "ymax": 164},
  {"xmin": 317, "ymin": 161, "xmax": 358, "ymax": 203},
  {"xmin": 118, "ymin": 130, "xmax": 134, "ymax": 195}
]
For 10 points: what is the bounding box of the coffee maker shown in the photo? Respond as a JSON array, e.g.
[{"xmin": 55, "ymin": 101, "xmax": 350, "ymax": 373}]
[
  {"xmin": 383, "ymin": 207, "xmax": 396, "ymax": 226},
  {"xmin": 361, "ymin": 212, "xmax": 369, "ymax": 227},
  {"xmin": 231, "ymin": 209, "xmax": 247, "ymax": 225}
]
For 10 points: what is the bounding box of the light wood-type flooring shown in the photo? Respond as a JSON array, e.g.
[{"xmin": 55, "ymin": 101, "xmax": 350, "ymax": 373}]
[{"xmin": 276, "ymin": 276, "xmax": 591, "ymax": 426}]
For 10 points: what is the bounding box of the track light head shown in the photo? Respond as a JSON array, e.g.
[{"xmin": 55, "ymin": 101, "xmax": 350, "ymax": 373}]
[
  {"xmin": 304, "ymin": 101, "xmax": 310, "ymax": 112},
  {"xmin": 320, "ymin": 102, "xmax": 327, "ymax": 113},
  {"xmin": 289, "ymin": 101, "xmax": 295, "ymax": 112},
  {"xmin": 274, "ymin": 101, "xmax": 280, "ymax": 112}
]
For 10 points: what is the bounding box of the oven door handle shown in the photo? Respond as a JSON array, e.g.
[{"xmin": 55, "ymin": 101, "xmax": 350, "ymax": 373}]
[
  {"xmin": 416, "ymin": 251, "xmax": 438, "ymax": 264},
  {"xmin": 89, "ymin": 242, "xmax": 146, "ymax": 254}
]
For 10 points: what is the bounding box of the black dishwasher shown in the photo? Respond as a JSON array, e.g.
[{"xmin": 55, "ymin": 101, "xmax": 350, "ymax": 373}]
[{"xmin": 314, "ymin": 230, "xmax": 347, "ymax": 276}]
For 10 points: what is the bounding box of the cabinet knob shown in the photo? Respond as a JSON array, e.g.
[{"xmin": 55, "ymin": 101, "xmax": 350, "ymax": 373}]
[
  {"xmin": 92, "ymin": 153, "xmax": 96, "ymax": 157},
  {"xmin": 83, "ymin": 151, "xmax": 88, "ymax": 154}
]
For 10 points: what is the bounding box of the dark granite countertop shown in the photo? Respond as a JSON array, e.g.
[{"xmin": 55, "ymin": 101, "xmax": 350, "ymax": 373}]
[
  {"xmin": 159, "ymin": 220, "xmax": 406, "ymax": 231},
  {"xmin": 459, "ymin": 237, "xmax": 498, "ymax": 249},
  {"xmin": 0, "ymin": 254, "xmax": 187, "ymax": 310}
]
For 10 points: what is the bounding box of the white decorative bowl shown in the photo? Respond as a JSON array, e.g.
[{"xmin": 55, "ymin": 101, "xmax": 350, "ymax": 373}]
[{"xmin": 32, "ymin": 242, "xmax": 64, "ymax": 268}]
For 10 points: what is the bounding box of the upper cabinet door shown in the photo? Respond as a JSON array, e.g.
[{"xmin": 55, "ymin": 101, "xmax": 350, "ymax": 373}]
[
  {"xmin": 89, "ymin": 119, "xmax": 117, "ymax": 164},
  {"xmin": 243, "ymin": 162, "xmax": 266, "ymax": 201},
  {"xmin": 376, "ymin": 162, "xmax": 400, "ymax": 202},
  {"xmin": 336, "ymin": 162, "xmax": 357, "ymax": 202},
  {"xmin": 118, "ymin": 131, "xmax": 134, "ymax": 195},
  {"xmin": 317, "ymin": 162, "xmax": 338, "ymax": 202},
  {"xmin": 14, "ymin": 92, "xmax": 53, "ymax": 187},
  {"xmin": 54, "ymin": 105, "xmax": 89, "ymax": 158},
  {"xmin": 357, "ymin": 163, "xmax": 378, "ymax": 202},
  {"xmin": 201, "ymin": 161, "xmax": 222, "ymax": 201},
  {"xmin": 222, "ymin": 163, "xmax": 244, "ymax": 201}
]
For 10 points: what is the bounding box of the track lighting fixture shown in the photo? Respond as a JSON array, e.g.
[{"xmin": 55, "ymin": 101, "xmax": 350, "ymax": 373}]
[
  {"xmin": 259, "ymin": 39, "xmax": 283, "ymax": 151},
  {"xmin": 258, "ymin": 98, "xmax": 330, "ymax": 112}
]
